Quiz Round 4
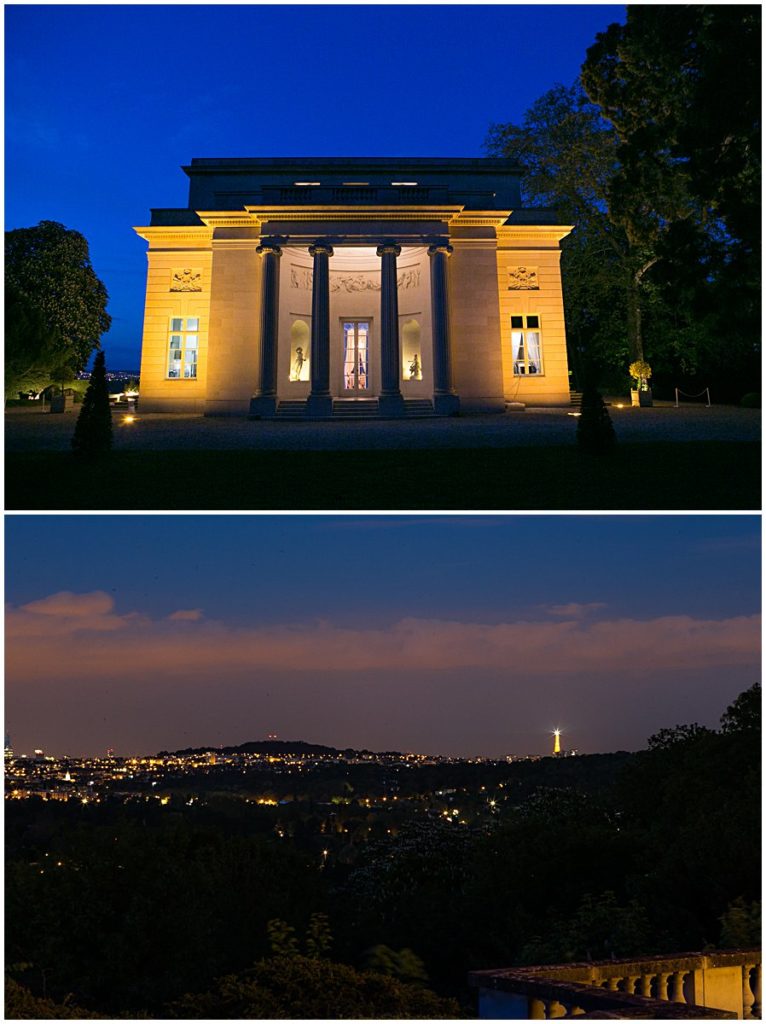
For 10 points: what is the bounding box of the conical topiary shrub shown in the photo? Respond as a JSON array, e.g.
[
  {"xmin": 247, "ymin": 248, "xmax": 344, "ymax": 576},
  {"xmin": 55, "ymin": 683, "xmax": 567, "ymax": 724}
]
[
  {"xmin": 577, "ymin": 384, "xmax": 616, "ymax": 453},
  {"xmin": 72, "ymin": 350, "xmax": 112, "ymax": 455}
]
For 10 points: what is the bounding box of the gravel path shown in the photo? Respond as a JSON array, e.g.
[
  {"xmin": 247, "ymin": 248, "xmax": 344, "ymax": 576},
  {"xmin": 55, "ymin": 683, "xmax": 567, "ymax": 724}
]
[{"xmin": 5, "ymin": 403, "xmax": 760, "ymax": 453}]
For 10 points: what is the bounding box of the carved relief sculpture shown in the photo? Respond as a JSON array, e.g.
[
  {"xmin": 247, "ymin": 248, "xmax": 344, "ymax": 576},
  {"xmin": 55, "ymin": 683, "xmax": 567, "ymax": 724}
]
[
  {"xmin": 290, "ymin": 266, "xmax": 421, "ymax": 292},
  {"xmin": 507, "ymin": 266, "xmax": 539, "ymax": 290},
  {"xmin": 170, "ymin": 268, "xmax": 203, "ymax": 291}
]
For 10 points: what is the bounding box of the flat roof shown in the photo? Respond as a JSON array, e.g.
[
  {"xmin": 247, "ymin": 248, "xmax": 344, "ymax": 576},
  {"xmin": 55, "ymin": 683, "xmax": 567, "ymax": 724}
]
[{"xmin": 184, "ymin": 156, "xmax": 523, "ymax": 174}]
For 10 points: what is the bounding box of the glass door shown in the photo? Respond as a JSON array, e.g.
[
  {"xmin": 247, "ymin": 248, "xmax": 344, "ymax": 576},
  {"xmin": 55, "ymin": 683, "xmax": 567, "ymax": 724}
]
[{"xmin": 343, "ymin": 321, "xmax": 370, "ymax": 392}]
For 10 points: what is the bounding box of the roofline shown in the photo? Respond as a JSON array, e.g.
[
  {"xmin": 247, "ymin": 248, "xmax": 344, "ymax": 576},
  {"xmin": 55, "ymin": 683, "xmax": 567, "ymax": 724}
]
[{"xmin": 183, "ymin": 156, "xmax": 524, "ymax": 175}]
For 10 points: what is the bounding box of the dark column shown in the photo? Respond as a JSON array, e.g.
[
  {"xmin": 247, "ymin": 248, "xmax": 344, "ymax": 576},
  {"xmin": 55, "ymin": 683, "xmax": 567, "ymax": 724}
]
[
  {"xmin": 249, "ymin": 240, "xmax": 282, "ymax": 418},
  {"xmin": 306, "ymin": 241, "xmax": 334, "ymax": 419},
  {"xmin": 428, "ymin": 241, "xmax": 460, "ymax": 416},
  {"xmin": 377, "ymin": 240, "xmax": 405, "ymax": 417}
]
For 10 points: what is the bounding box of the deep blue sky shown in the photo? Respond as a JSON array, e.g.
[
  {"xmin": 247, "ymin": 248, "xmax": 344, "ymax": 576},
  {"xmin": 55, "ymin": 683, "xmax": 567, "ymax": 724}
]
[
  {"xmin": 6, "ymin": 516, "xmax": 760, "ymax": 757},
  {"xmin": 6, "ymin": 4, "xmax": 625, "ymax": 370}
]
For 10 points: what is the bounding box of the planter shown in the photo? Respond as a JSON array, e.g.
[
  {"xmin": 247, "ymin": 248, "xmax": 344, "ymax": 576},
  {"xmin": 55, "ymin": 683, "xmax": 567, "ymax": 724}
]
[
  {"xmin": 50, "ymin": 394, "xmax": 73, "ymax": 413},
  {"xmin": 631, "ymin": 389, "xmax": 653, "ymax": 408}
]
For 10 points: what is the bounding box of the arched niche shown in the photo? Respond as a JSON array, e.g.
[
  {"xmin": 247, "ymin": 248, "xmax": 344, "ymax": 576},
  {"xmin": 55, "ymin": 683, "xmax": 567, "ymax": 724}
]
[
  {"xmin": 289, "ymin": 319, "xmax": 310, "ymax": 381},
  {"xmin": 401, "ymin": 318, "xmax": 423, "ymax": 381}
]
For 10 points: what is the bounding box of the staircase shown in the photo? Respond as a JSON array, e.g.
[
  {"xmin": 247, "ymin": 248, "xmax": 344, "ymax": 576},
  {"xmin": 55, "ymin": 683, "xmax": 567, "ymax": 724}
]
[
  {"xmin": 331, "ymin": 398, "xmax": 380, "ymax": 418},
  {"xmin": 274, "ymin": 397, "xmax": 437, "ymax": 420},
  {"xmin": 569, "ymin": 390, "xmax": 583, "ymax": 409},
  {"xmin": 274, "ymin": 400, "xmax": 307, "ymax": 420},
  {"xmin": 403, "ymin": 399, "xmax": 436, "ymax": 417}
]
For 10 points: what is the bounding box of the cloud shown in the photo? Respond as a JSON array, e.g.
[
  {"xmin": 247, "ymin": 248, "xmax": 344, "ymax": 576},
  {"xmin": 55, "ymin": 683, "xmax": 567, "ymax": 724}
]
[
  {"xmin": 4, "ymin": 591, "xmax": 760, "ymax": 685},
  {"xmin": 544, "ymin": 602, "xmax": 607, "ymax": 618},
  {"xmin": 21, "ymin": 591, "xmax": 115, "ymax": 617},
  {"xmin": 7, "ymin": 591, "xmax": 138, "ymax": 638}
]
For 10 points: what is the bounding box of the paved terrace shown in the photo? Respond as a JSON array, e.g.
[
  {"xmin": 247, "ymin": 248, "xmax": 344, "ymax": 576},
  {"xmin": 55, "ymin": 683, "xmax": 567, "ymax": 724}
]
[{"xmin": 5, "ymin": 403, "xmax": 760, "ymax": 453}]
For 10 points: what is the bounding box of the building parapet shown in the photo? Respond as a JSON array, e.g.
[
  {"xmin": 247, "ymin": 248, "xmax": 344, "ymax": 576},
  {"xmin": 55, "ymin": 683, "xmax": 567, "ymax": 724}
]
[{"xmin": 469, "ymin": 949, "xmax": 761, "ymax": 1019}]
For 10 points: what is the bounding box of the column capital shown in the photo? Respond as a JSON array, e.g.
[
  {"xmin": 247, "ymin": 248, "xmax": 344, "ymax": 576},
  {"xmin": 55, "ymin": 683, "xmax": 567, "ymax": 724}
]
[
  {"xmin": 308, "ymin": 241, "xmax": 334, "ymax": 258},
  {"xmin": 428, "ymin": 242, "xmax": 453, "ymax": 258},
  {"xmin": 256, "ymin": 240, "xmax": 283, "ymax": 257},
  {"xmin": 376, "ymin": 240, "xmax": 401, "ymax": 258}
]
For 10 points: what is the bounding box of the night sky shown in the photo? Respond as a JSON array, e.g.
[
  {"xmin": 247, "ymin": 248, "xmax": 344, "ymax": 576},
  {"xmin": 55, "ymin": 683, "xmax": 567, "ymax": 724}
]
[
  {"xmin": 6, "ymin": 516, "xmax": 760, "ymax": 758},
  {"xmin": 6, "ymin": 3, "xmax": 625, "ymax": 369}
]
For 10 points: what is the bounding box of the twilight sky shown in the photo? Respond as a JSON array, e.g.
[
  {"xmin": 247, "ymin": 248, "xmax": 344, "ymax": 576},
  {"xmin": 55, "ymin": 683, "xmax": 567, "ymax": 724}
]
[
  {"xmin": 6, "ymin": 516, "xmax": 760, "ymax": 758},
  {"xmin": 5, "ymin": 3, "xmax": 624, "ymax": 369}
]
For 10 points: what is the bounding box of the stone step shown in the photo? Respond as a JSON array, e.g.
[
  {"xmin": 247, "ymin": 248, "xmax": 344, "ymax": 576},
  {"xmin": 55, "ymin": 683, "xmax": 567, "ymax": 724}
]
[
  {"xmin": 332, "ymin": 399, "xmax": 380, "ymax": 418},
  {"xmin": 275, "ymin": 400, "xmax": 307, "ymax": 420},
  {"xmin": 403, "ymin": 399, "xmax": 436, "ymax": 417}
]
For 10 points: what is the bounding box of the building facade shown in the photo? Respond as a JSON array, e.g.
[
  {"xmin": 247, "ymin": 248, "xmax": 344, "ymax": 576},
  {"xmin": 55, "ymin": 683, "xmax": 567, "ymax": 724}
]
[{"xmin": 135, "ymin": 158, "xmax": 573, "ymax": 417}]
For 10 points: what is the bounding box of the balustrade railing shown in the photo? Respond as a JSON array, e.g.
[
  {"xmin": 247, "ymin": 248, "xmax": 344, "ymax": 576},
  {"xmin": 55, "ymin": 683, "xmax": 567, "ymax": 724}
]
[{"xmin": 470, "ymin": 949, "xmax": 761, "ymax": 1020}]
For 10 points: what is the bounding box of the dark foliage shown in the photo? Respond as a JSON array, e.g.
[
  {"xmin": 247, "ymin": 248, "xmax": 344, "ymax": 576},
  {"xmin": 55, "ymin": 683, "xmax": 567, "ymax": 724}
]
[
  {"xmin": 5, "ymin": 282, "xmax": 69, "ymax": 399},
  {"xmin": 5, "ymin": 221, "xmax": 111, "ymax": 374},
  {"xmin": 169, "ymin": 954, "xmax": 461, "ymax": 1019},
  {"xmin": 5, "ymin": 690, "xmax": 759, "ymax": 1017},
  {"xmin": 71, "ymin": 351, "xmax": 112, "ymax": 456}
]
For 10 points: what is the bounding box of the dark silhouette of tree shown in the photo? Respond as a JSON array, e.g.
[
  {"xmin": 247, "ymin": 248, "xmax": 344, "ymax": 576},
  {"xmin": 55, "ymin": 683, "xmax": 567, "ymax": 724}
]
[
  {"xmin": 71, "ymin": 351, "xmax": 112, "ymax": 456},
  {"xmin": 169, "ymin": 955, "xmax": 462, "ymax": 1019},
  {"xmin": 577, "ymin": 385, "xmax": 616, "ymax": 453},
  {"xmin": 720, "ymin": 682, "xmax": 760, "ymax": 734}
]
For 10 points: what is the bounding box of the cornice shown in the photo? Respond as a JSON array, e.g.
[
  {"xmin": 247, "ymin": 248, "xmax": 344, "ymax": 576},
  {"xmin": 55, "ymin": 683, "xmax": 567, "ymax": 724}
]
[
  {"xmin": 134, "ymin": 226, "xmax": 213, "ymax": 247},
  {"xmin": 244, "ymin": 205, "xmax": 464, "ymax": 223},
  {"xmin": 452, "ymin": 210, "xmax": 512, "ymax": 227}
]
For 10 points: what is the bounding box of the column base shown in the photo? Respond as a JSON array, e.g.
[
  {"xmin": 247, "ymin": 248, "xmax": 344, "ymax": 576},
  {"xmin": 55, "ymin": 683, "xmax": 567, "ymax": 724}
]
[
  {"xmin": 306, "ymin": 394, "xmax": 333, "ymax": 419},
  {"xmin": 378, "ymin": 393, "xmax": 406, "ymax": 418},
  {"xmin": 433, "ymin": 393, "xmax": 461, "ymax": 417},
  {"xmin": 249, "ymin": 396, "xmax": 277, "ymax": 419}
]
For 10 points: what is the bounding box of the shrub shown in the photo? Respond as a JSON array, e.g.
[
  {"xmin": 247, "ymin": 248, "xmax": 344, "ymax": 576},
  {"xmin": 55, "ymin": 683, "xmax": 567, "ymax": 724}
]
[
  {"xmin": 71, "ymin": 351, "xmax": 112, "ymax": 456},
  {"xmin": 577, "ymin": 386, "xmax": 616, "ymax": 453}
]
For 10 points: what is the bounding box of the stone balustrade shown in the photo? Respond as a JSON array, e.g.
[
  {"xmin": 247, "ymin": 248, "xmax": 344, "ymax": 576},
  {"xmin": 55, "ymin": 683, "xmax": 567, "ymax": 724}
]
[{"xmin": 470, "ymin": 949, "xmax": 761, "ymax": 1019}]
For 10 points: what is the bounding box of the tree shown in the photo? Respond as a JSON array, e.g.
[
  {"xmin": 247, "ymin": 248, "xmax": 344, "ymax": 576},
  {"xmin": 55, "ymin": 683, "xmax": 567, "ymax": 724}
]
[
  {"xmin": 5, "ymin": 221, "xmax": 111, "ymax": 374},
  {"xmin": 582, "ymin": 7, "xmax": 760, "ymax": 398},
  {"xmin": 720, "ymin": 683, "xmax": 761, "ymax": 735},
  {"xmin": 71, "ymin": 351, "xmax": 113, "ymax": 456},
  {"xmin": 169, "ymin": 955, "xmax": 462, "ymax": 1019},
  {"xmin": 582, "ymin": 7, "xmax": 760, "ymax": 257},
  {"xmin": 485, "ymin": 82, "xmax": 653, "ymax": 375},
  {"xmin": 5, "ymin": 282, "xmax": 70, "ymax": 399},
  {"xmin": 577, "ymin": 384, "xmax": 616, "ymax": 454}
]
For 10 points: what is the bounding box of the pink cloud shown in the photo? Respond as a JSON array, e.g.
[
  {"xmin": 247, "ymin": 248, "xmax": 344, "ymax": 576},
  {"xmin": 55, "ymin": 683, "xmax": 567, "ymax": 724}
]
[
  {"xmin": 4, "ymin": 591, "xmax": 760, "ymax": 684},
  {"xmin": 21, "ymin": 590, "xmax": 115, "ymax": 617},
  {"xmin": 7, "ymin": 590, "xmax": 140, "ymax": 638}
]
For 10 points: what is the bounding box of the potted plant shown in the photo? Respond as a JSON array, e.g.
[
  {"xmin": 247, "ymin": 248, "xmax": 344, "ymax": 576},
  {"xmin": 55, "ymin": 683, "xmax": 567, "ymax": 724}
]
[{"xmin": 629, "ymin": 359, "xmax": 653, "ymax": 407}]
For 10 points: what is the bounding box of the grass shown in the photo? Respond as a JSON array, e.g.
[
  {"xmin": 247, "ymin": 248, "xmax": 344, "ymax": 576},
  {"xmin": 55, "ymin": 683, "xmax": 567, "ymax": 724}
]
[{"xmin": 5, "ymin": 441, "xmax": 760, "ymax": 510}]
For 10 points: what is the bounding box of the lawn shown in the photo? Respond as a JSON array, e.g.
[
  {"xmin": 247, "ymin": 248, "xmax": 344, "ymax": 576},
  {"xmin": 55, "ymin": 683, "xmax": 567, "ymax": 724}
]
[{"xmin": 5, "ymin": 441, "xmax": 760, "ymax": 510}]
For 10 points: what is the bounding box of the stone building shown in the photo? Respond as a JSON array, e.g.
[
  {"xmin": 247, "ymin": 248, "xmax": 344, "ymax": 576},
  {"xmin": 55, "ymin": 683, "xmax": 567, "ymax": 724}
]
[{"xmin": 135, "ymin": 158, "xmax": 573, "ymax": 417}]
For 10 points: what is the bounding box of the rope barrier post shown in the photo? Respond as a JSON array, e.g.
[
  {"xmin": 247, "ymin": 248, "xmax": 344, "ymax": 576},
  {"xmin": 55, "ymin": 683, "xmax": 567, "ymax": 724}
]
[
  {"xmin": 675, "ymin": 387, "xmax": 679, "ymax": 408},
  {"xmin": 706, "ymin": 387, "xmax": 711, "ymax": 408}
]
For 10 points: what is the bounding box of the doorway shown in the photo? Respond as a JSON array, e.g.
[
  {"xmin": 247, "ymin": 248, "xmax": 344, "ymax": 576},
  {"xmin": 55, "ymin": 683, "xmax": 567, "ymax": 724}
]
[{"xmin": 342, "ymin": 321, "xmax": 370, "ymax": 393}]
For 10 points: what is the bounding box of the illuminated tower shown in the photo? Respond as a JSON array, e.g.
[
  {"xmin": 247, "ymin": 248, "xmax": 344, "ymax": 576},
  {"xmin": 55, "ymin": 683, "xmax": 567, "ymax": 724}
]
[{"xmin": 553, "ymin": 729, "xmax": 561, "ymax": 756}]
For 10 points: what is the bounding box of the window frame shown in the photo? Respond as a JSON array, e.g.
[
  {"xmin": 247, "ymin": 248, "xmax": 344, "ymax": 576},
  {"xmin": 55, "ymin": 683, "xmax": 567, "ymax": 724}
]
[
  {"xmin": 166, "ymin": 317, "xmax": 200, "ymax": 380},
  {"xmin": 511, "ymin": 314, "xmax": 544, "ymax": 377}
]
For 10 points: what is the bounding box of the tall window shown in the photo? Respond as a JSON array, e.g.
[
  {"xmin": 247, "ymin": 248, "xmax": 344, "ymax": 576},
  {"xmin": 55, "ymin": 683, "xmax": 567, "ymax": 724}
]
[
  {"xmin": 167, "ymin": 317, "xmax": 199, "ymax": 379},
  {"xmin": 511, "ymin": 315, "xmax": 543, "ymax": 375}
]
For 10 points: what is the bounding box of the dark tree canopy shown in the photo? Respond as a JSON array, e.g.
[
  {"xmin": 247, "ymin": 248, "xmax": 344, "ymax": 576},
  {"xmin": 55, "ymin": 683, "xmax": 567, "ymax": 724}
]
[
  {"xmin": 5, "ymin": 281, "xmax": 68, "ymax": 398},
  {"xmin": 720, "ymin": 682, "xmax": 761, "ymax": 735},
  {"xmin": 582, "ymin": 6, "xmax": 761, "ymax": 256},
  {"xmin": 5, "ymin": 220, "xmax": 111, "ymax": 374}
]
